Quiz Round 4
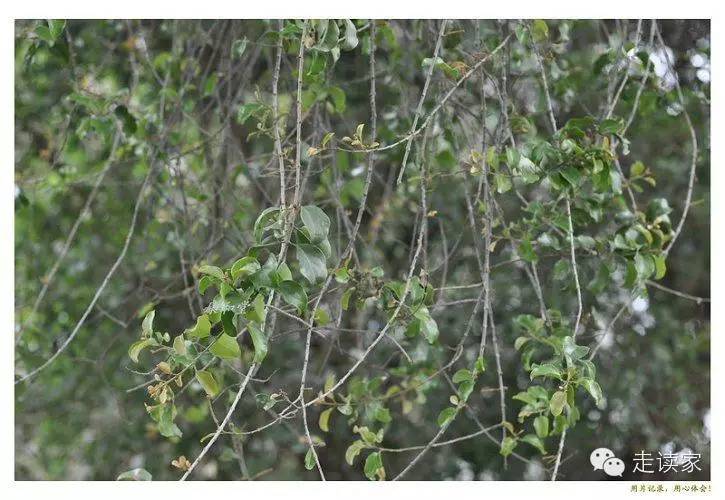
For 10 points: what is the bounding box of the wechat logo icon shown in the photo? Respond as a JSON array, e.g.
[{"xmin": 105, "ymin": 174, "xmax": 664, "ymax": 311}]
[{"xmin": 590, "ymin": 447, "xmax": 625, "ymax": 477}]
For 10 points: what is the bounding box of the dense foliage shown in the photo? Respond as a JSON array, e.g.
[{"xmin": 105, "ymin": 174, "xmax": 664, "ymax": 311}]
[{"xmin": 15, "ymin": 19, "xmax": 710, "ymax": 481}]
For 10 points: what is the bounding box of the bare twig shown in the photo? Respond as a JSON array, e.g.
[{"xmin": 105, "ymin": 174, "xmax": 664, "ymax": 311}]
[
  {"xmin": 16, "ymin": 156, "xmax": 153, "ymax": 385},
  {"xmin": 397, "ymin": 20, "xmax": 447, "ymax": 185},
  {"xmin": 180, "ymin": 364, "xmax": 256, "ymax": 481}
]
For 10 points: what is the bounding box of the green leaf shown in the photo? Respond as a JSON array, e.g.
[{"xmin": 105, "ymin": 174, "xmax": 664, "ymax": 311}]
[
  {"xmin": 345, "ymin": 440, "xmax": 366, "ymax": 465},
  {"xmin": 48, "ymin": 19, "xmax": 66, "ymax": 40},
  {"xmin": 531, "ymin": 20, "xmax": 549, "ymax": 42},
  {"xmin": 279, "ymin": 280, "xmax": 308, "ymax": 313},
  {"xmin": 275, "ymin": 262, "xmax": 293, "ymax": 283},
  {"xmin": 231, "ymin": 37, "xmax": 248, "ymax": 58},
  {"xmin": 304, "ymin": 447, "xmax": 316, "ymax": 470},
  {"xmin": 319, "ymin": 407, "xmax": 334, "ymax": 432},
  {"xmin": 458, "ymin": 380, "xmax": 474, "ymax": 402},
  {"xmin": 195, "ymin": 370, "xmax": 220, "ymax": 397},
  {"xmin": 414, "ymin": 306, "xmax": 439, "ymax": 344},
  {"xmin": 128, "ymin": 339, "xmax": 155, "ymax": 363},
  {"xmin": 248, "ymin": 322, "xmax": 269, "ymax": 364},
  {"xmin": 530, "ymin": 363, "xmax": 562, "ymax": 380},
  {"xmin": 203, "ymin": 74, "xmax": 218, "ymax": 96},
  {"xmin": 253, "ymin": 207, "xmax": 280, "ymax": 243},
  {"xmin": 328, "ymin": 86, "xmax": 346, "ymax": 113},
  {"xmin": 561, "ymin": 166, "xmax": 582, "ymax": 187},
  {"xmin": 185, "ymin": 314, "xmax": 211, "ymax": 340},
  {"xmin": 437, "ymin": 407, "xmax": 457, "ymax": 427},
  {"xmin": 534, "ymin": 415, "xmax": 549, "ymax": 438},
  {"xmin": 35, "ymin": 25, "xmax": 55, "ymax": 45},
  {"xmin": 549, "ymin": 390, "xmax": 567, "ymax": 416},
  {"xmin": 563, "ymin": 336, "xmax": 590, "ymax": 360},
  {"xmin": 599, "ymin": 118, "xmax": 624, "ymax": 135},
  {"xmin": 631, "ymin": 160, "xmax": 646, "ymax": 177},
  {"xmin": 245, "ymin": 293, "xmax": 267, "ymax": 324},
  {"xmin": 364, "ymin": 452, "xmax": 385, "ymax": 481},
  {"xmin": 422, "ymin": 57, "xmax": 460, "ymax": 79},
  {"xmin": 505, "ymin": 147, "xmax": 520, "ymax": 168},
  {"xmin": 653, "ymin": 254, "xmax": 667, "ymax": 280},
  {"xmin": 581, "ymin": 378, "xmax": 604, "ymax": 406},
  {"xmin": 147, "ymin": 403, "xmax": 182, "ymax": 438},
  {"xmin": 334, "ymin": 267, "xmax": 350, "ymax": 283},
  {"xmin": 301, "ymin": 205, "xmax": 331, "ymax": 242},
  {"xmin": 452, "ymin": 369, "xmax": 473, "ymax": 384},
  {"xmin": 486, "ymin": 146, "xmax": 500, "ymax": 169},
  {"xmin": 237, "ymin": 103, "xmax": 264, "ymax": 125},
  {"xmin": 141, "ymin": 310, "xmax": 155, "ymax": 337},
  {"xmin": 297, "ymin": 243, "xmax": 328, "ymax": 283},
  {"xmin": 475, "ymin": 356, "xmax": 487, "ymax": 374},
  {"xmin": 500, "ymin": 436, "xmax": 518, "ymax": 457},
  {"xmin": 210, "ymin": 333, "xmax": 241, "ymax": 360},
  {"xmin": 231, "ymin": 256, "xmax": 261, "ymax": 281},
  {"xmin": 341, "ymin": 19, "xmax": 359, "ymax": 50},
  {"xmin": 198, "ymin": 276, "xmax": 215, "ymax": 295},
  {"xmin": 117, "ymin": 468, "xmax": 152, "ymax": 481},
  {"xmin": 518, "ymin": 239, "xmax": 538, "ymax": 263},
  {"xmin": 374, "ymin": 407, "xmax": 392, "ymax": 423},
  {"xmin": 173, "ymin": 335, "xmax": 187, "ymax": 355},
  {"xmin": 521, "ymin": 434, "xmax": 547, "ymax": 454},
  {"xmin": 514, "ymin": 336, "xmax": 530, "ymax": 351},
  {"xmin": 494, "ymin": 173, "xmax": 512, "ymax": 193},
  {"xmin": 341, "ymin": 287, "xmax": 354, "ymax": 311},
  {"xmin": 198, "ymin": 265, "xmax": 225, "ymax": 281},
  {"xmin": 314, "ymin": 308, "xmax": 330, "ymax": 326},
  {"xmin": 634, "ymin": 253, "xmax": 655, "ymax": 280}
]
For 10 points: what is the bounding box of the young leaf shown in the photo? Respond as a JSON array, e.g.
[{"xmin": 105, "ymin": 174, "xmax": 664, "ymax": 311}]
[
  {"xmin": 319, "ymin": 407, "xmax": 334, "ymax": 432},
  {"xmin": 437, "ymin": 407, "xmax": 457, "ymax": 427},
  {"xmin": 452, "ymin": 369, "xmax": 473, "ymax": 384},
  {"xmin": 128, "ymin": 339, "xmax": 155, "ymax": 363},
  {"xmin": 314, "ymin": 308, "xmax": 330, "ymax": 326},
  {"xmin": 195, "ymin": 370, "xmax": 220, "ymax": 397},
  {"xmin": 533, "ymin": 415, "xmax": 549, "ymax": 438},
  {"xmin": 198, "ymin": 265, "xmax": 225, "ymax": 281},
  {"xmin": 500, "ymin": 436, "xmax": 518, "ymax": 457},
  {"xmin": 345, "ymin": 440, "xmax": 366, "ymax": 465},
  {"xmin": 253, "ymin": 207, "xmax": 280, "ymax": 243},
  {"xmin": 173, "ymin": 335, "xmax": 187, "ymax": 355},
  {"xmin": 341, "ymin": 19, "xmax": 359, "ymax": 50},
  {"xmin": 530, "ymin": 363, "xmax": 562, "ymax": 380},
  {"xmin": 141, "ymin": 310, "xmax": 155, "ymax": 337},
  {"xmin": 550, "ymin": 390, "xmax": 567, "ymax": 416},
  {"xmin": 304, "ymin": 448, "xmax": 316, "ymax": 470},
  {"xmin": 653, "ymin": 254, "xmax": 667, "ymax": 280},
  {"xmin": 581, "ymin": 378, "xmax": 604, "ymax": 406},
  {"xmin": 364, "ymin": 452, "xmax": 385, "ymax": 481},
  {"xmin": 117, "ymin": 468, "xmax": 152, "ymax": 481},
  {"xmin": 185, "ymin": 314, "xmax": 211, "ymax": 340},
  {"xmin": 209, "ymin": 333, "xmax": 241, "ymax": 360},
  {"xmin": 413, "ymin": 307, "xmax": 439, "ymax": 344}
]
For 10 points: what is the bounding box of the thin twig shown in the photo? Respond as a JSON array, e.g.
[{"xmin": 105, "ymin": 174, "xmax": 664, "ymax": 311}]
[
  {"xmin": 16, "ymin": 155, "xmax": 153, "ymax": 385},
  {"xmin": 397, "ymin": 20, "xmax": 447, "ymax": 185},
  {"xmin": 180, "ymin": 364, "xmax": 256, "ymax": 481}
]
